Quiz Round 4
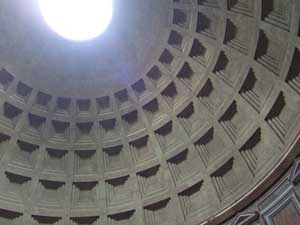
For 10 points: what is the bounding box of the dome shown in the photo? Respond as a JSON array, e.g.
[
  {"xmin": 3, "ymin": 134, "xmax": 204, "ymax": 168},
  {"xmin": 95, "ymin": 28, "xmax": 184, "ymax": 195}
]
[{"xmin": 0, "ymin": 0, "xmax": 299, "ymax": 225}]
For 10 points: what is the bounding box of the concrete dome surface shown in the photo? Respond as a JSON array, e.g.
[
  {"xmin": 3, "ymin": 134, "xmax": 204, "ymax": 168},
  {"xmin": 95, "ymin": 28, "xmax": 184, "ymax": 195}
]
[{"xmin": 0, "ymin": 0, "xmax": 299, "ymax": 225}]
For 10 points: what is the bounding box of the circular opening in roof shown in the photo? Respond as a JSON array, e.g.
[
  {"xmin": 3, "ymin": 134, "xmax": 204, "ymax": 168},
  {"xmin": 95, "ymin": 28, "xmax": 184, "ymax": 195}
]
[{"xmin": 38, "ymin": 0, "xmax": 113, "ymax": 41}]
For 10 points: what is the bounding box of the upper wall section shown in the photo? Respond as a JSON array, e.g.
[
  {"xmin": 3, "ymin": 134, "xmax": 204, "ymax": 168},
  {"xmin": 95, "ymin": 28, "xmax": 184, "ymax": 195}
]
[{"xmin": 0, "ymin": 0, "xmax": 171, "ymax": 97}]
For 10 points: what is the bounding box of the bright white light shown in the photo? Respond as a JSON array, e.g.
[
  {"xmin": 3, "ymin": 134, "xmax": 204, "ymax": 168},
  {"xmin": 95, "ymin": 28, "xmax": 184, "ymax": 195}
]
[{"xmin": 38, "ymin": 0, "xmax": 113, "ymax": 41}]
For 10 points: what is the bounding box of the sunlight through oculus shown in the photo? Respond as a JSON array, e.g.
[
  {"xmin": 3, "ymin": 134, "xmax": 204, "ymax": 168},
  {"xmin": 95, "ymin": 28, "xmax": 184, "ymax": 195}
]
[{"xmin": 38, "ymin": 0, "xmax": 113, "ymax": 41}]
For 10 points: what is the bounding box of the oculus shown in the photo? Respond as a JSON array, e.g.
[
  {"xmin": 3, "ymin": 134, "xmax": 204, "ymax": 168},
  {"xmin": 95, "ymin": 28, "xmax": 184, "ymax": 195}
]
[{"xmin": 39, "ymin": 0, "xmax": 113, "ymax": 41}]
